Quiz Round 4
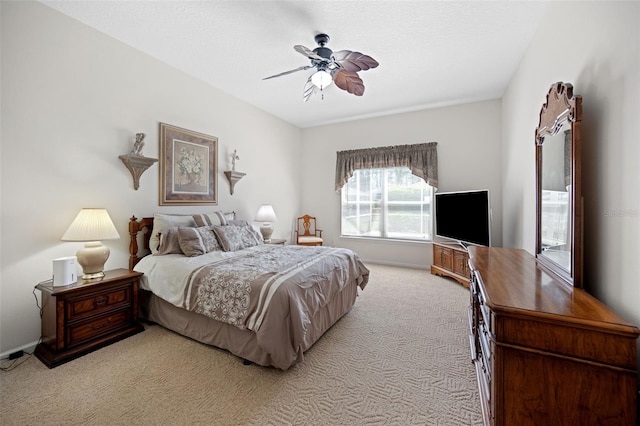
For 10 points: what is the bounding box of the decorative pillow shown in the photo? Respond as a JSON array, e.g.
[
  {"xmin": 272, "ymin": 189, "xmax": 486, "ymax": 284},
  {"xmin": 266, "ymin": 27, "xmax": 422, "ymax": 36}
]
[
  {"xmin": 149, "ymin": 214, "xmax": 197, "ymax": 255},
  {"xmin": 192, "ymin": 211, "xmax": 230, "ymax": 227},
  {"xmin": 155, "ymin": 227, "xmax": 183, "ymax": 255},
  {"xmin": 227, "ymin": 219, "xmax": 249, "ymax": 226},
  {"xmin": 212, "ymin": 225, "xmax": 263, "ymax": 252},
  {"xmin": 177, "ymin": 226, "xmax": 221, "ymax": 257}
]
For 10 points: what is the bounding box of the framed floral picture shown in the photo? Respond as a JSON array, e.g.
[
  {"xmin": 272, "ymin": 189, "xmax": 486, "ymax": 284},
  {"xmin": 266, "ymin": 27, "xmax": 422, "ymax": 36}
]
[{"xmin": 159, "ymin": 123, "xmax": 218, "ymax": 205}]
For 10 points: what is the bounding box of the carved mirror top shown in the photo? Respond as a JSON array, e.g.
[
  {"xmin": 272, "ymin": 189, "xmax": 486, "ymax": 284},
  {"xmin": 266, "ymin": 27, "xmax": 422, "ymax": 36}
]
[
  {"xmin": 535, "ymin": 82, "xmax": 583, "ymax": 288},
  {"xmin": 536, "ymin": 82, "xmax": 581, "ymax": 145}
]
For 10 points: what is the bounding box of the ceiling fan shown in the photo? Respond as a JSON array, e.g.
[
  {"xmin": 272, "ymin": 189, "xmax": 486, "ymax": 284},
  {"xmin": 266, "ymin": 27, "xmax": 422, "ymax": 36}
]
[{"xmin": 263, "ymin": 33, "xmax": 379, "ymax": 101}]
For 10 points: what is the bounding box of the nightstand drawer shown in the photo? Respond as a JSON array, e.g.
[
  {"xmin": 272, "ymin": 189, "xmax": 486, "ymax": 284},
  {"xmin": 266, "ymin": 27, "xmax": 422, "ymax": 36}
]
[
  {"xmin": 67, "ymin": 285, "xmax": 132, "ymax": 321},
  {"xmin": 67, "ymin": 309, "xmax": 131, "ymax": 348}
]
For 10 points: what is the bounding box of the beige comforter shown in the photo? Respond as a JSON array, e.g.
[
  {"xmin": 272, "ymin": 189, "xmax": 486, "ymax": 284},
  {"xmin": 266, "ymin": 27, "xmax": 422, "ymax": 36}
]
[{"xmin": 182, "ymin": 245, "xmax": 369, "ymax": 366}]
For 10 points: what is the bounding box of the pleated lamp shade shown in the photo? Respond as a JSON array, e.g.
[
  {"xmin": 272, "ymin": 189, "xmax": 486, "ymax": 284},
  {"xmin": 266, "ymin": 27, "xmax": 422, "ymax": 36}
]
[{"xmin": 62, "ymin": 208, "xmax": 120, "ymax": 280}]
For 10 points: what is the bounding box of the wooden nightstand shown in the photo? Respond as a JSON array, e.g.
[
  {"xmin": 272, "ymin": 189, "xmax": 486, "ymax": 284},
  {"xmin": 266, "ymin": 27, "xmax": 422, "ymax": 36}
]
[
  {"xmin": 34, "ymin": 268, "xmax": 144, "ymax": 368},
  {"xmin": 267, "ymin": 239, "xmax": 287, "ymax": 245}
]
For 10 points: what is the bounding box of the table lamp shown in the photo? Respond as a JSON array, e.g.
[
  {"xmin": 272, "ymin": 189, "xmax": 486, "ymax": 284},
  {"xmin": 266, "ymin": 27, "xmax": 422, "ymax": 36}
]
[
  {"xmin": 254, "ymin": 205, "xmax": 277, "ymax": 242},
  {"xmin": 61, "ymin": 208, "xmax": 120, "ymax": 280}
]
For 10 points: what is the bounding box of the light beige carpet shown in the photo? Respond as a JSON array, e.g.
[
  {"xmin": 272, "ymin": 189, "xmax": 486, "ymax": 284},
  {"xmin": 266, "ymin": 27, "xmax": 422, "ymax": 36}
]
[{"xmin": 0, "ymin": 264, "xmax": 482, "ymax": 425}]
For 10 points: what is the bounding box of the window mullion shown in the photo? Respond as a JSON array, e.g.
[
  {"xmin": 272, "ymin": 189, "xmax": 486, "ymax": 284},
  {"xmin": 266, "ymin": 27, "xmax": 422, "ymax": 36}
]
[
  {"xmin": 371, "ymin": 170, "xmax": 376, "ymax": 237},
  {"xmin": 356, "ymin": 173, "xmax": 360, "ymax": 235},
  {"xmin": 381, "ymin": 169, "xmax": 388, "ymax": 238}
]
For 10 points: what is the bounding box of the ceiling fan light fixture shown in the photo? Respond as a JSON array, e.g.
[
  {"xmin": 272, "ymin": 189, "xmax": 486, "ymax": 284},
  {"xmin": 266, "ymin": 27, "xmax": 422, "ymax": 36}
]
[
  {"xmin": 263, "ymin": 34, "xmax": 378, "ymax": 101},
  {"xmin": 311, "ymin": 70, "xmax": 332, "ymax": 89}
]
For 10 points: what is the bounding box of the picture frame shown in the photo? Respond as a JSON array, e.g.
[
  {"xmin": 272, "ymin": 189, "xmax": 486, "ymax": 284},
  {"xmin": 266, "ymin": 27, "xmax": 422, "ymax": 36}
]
[{"xmin": 159, "ymin": 123, "xmax": 218, "ymax": 205}]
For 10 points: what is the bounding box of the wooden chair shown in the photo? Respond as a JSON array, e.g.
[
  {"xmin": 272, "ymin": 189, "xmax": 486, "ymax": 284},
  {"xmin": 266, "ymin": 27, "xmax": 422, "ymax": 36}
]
[{"xmin": 295, "ymin": 215, "xmax": 323, "ymax": 246}]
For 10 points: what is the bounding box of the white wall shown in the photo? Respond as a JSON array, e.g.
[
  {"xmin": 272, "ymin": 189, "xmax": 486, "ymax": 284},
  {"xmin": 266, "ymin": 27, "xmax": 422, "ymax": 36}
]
[
  {"xmin": 502, "ymin": 1, "xmax": 640, "ymax": 362},
  {"xmin": 0, "ymin": 2, "xmax": 302, "ymax": 354},
  {"xmin": 301, "ymin": 100, "xmax": 503, "ymax": 268}
]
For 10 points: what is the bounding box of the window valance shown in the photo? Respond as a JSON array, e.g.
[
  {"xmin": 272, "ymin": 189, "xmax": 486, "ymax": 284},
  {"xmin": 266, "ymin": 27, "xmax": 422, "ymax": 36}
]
[{"xmin": 335, "ymin": 142, "xmax": 438, "ymax": 191}]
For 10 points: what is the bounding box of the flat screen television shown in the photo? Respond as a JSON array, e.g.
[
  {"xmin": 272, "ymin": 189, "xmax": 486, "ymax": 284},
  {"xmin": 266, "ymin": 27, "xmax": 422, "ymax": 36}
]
[{"xmin": 435, "ymin": 189, "xmax": 491, "ymax": 247}]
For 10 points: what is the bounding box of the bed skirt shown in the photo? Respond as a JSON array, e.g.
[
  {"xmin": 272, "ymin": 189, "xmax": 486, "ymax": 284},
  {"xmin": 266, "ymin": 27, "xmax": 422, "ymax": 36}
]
[{"xmin": 138, "ymin": 278, "xmax": 360, "ymax": 370}]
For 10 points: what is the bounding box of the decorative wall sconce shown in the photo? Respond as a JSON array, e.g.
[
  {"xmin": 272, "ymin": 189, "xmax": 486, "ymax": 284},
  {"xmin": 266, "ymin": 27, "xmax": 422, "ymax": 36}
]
[
  {"xmin": 224, "ymin": 149, "xmax": 245, "ymax": 195},
  {"xmin": 224, "ymin": 170, "xmax": 245, "ymax": 195},
  {"xmin": 119, "ymin": 133, "xmax": 158, "ymax": 190}
]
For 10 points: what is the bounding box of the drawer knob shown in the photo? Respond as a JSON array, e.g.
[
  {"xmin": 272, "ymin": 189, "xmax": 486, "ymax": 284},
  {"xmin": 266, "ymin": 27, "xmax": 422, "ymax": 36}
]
[{"xmin": 94, "ymin": 295, "xmax": 108, "ymax": 307}]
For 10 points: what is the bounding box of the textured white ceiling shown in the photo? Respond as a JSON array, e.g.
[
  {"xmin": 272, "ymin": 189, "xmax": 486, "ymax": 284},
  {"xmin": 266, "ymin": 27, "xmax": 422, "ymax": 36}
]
[{"xmin": 40, "ymin": 1, "xmax": 549, "ymax": 128}]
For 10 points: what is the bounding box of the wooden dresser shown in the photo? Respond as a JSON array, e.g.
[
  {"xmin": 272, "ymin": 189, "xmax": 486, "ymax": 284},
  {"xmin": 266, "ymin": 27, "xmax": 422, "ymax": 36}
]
[
  {"xmin": 430, "ymin": 242, "xmax": 470, "ymax": 287},
  {"xmin": 468, "ymin": 246, "xmax": 639, "ymax": 425},
  {"xmin": 35, "ymin": 269, "xmax": 144, "ymax": 368}
]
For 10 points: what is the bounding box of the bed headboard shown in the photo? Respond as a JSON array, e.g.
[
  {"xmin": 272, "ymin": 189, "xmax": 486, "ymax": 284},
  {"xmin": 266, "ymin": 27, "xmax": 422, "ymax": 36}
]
[{"xmin": 128, "ymin": 216, "xmax": 154, "ymax": 270}]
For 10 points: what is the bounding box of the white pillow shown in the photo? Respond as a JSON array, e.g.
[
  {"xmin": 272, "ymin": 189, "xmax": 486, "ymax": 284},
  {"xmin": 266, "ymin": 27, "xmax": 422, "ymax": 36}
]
[{"xmin": 149, "ymin": 214, "xmax": 197, "ymax": 255}]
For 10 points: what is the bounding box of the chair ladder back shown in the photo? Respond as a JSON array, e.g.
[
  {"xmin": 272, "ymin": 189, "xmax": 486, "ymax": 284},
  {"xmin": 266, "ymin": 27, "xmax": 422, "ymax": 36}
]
[{"xmin": 299, "ymin": 215, "xmax": 317, "ymax": 236}]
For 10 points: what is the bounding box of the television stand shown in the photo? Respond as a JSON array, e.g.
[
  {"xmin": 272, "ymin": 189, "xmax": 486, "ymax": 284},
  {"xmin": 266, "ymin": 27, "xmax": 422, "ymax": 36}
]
[{"xmin": 430, "ymin": 242, "xmax": 470, "ymax": 287}]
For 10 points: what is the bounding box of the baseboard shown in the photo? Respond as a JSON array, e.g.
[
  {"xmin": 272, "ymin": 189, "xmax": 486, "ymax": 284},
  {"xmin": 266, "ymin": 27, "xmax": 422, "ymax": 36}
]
[
  {"xmin": 361, "ymin": 259, "xmax": 429, "ymax": 270},
  {"xmin": 0, "ymin": 340, "xmax": 39, "ymax": 360}
]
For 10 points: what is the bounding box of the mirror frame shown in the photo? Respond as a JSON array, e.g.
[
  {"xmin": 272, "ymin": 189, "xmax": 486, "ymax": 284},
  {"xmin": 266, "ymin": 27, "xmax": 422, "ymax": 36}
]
[{"xmin": 535, "ymin": 82, "xmax": 583, "ymax": 288}]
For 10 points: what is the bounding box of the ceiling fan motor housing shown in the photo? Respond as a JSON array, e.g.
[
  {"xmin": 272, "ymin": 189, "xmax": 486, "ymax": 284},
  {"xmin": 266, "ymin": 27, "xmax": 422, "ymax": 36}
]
[
  {"xmin": 313, "ymin": 46, "xmax": 333, "ymax": 60},
  {"xmin": 313, "ymin": 33, "xmax": 333, "ymax": 62},
  {"xmin": 314, "ymin": 33, "xmax": 330, "ymax": 46}
]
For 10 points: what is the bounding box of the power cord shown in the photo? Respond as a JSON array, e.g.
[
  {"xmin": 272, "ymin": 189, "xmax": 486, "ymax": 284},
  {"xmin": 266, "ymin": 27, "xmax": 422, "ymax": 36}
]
[
  {"xmin": 0, "ymin": 355, "xmax": 31, "ymax": 372},
  {"xmin": 33, "ymin": 279, "xmax": 52, "ymax": 318},
  {"xmin": 0, "ymin": 338, "xmax": 40, "ymax": 372},
  {"xmin": 0, "ymin": 280, "xmax": 52, "ymax": 372}
]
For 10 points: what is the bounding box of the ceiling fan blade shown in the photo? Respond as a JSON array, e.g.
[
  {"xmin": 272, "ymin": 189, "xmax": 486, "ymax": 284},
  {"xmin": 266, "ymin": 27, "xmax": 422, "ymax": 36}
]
[
  {"xmin": 294, "ymin": 45, "xmax": 328, "ymax": 62},
  {"xmin": 263, "ymin": 65, "xmax": 312, "ymax": 80},
  {"xmin": 333, "ymin": 50, "xmax": 379, "ymax": 72},
  {"xmin": 333, "ymin": 69, "xmax": 365, "ymax": 96},
  {"xmin": 303, "ymin": 76, "xmax": 317, "ymax": 102}
]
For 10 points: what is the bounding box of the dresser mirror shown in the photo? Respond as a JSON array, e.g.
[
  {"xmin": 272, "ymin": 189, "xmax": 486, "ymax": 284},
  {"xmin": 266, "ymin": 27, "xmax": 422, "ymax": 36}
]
[{"xmin": 535, "ymin": 82, "xmax": 583, "ymax": 288}]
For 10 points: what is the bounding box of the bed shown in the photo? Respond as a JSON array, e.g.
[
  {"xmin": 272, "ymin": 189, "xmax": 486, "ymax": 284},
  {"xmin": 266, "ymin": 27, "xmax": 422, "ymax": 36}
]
[{"xmin": 128, "ymin": 213, "xmax": 369, "ymax": 370}]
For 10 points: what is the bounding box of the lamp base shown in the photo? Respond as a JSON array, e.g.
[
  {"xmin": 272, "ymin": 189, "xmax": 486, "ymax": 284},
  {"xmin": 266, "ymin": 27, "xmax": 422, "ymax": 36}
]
[
  {"xmin": 76, "ymin": 241, "xmax": 110, "ymax": 280},
  {"xmin": 81, "ymin": 271, "xmax": 106, "ymax": 280},
  {"xmin": 260, "ymin": 224, "xmax": 274, "ymax": 243}
]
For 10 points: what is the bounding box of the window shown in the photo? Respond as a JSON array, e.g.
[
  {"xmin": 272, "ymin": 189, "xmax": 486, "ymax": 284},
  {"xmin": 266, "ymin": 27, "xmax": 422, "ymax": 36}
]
[{"xmin": 341, "ymin": 167, "xmax": 433, "ymax": 241}]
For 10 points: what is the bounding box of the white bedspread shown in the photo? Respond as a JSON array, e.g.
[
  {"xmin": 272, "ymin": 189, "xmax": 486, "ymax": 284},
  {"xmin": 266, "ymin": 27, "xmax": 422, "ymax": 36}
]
[{"xmin": 134, "ymin": 246, "xmax": 262, "ymax": 307}]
